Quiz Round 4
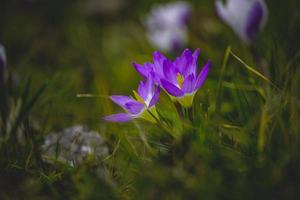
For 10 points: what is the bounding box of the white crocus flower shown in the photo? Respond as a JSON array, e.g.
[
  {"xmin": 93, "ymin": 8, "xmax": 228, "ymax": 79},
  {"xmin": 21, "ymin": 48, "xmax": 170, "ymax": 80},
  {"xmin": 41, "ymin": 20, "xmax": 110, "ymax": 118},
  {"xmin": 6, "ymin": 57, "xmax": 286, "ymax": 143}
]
[{"xmin": 215, "ymin": 0, "xmax": 268, "ymax": 44}]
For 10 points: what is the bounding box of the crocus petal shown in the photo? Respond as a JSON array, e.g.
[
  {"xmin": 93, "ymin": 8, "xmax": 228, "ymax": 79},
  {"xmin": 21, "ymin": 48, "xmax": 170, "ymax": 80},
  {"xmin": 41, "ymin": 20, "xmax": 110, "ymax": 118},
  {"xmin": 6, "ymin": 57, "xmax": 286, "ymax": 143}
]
[
  {"xmin": 110, "ymin": 95, "xmax": 135, "ymax": 108},
  {"xmin": 153, "ymin": 51, "xmax": 167, "ymax": 75},
  {"xmin": 194, "ymin": 60, "xmax": 211, "ymax": 90},
  {"xmin": 192, "ymin": 48, "xmax": 200, "ymax": 60},
  {"xmin": 174, "ymin": 48, "xmax": 193, "ymax": 75},
  {"xmin": 215, "ymin": 0, "xmax": 249, "ymax": 42},
  {"xmin": 110, "ymin": 95, "xmax": 132, "ymax": 103},
  {"xmin": 215, "ymin": 0, "xmax": 229, "ymax": 23},
  {"xmin": 137, "ymin": 81, "xmax": 148, "ymax": 101},
  {"xmin": 181, "ymin": 74, "xmax": 195, "ymax": 94},
  {"xmin": 163, "ymin": 60, "xmax": 178, "ymax": 84},
  {"xmin": 245, "ymin": 1, "xmax": 266, "ymax": 40},
  {"xmin": 150, "ymin": 70, "xmax": 162, "ymax": 85},
  {"xmin": 161, "ymin": 79, "xmax": 184, "ymax": 97},
  {"xmin": 215, "ymin": 0, "xmax": 268, "ymax": 43},
  {"xmin": 145, "ymin": 75, "xmax": 154, "ymax": 95},
  {"xmin": 124, "ymin": 101, "xmax": 145, "ymax": 114},
  {"xmin": 133, "ymin": 62, "xmax": 153, "ymax": 78},
  {"xmin": 138, "ymin": 76, "xmax": 157, "ymax": 105},
  {"xmin": 149, "ymin": 86, "xmax": 161, "ymax": 108},
  {"xmin": 104, "ymin": 113, "xmax": 136, "ymax": 122},
  {"xmin": 184, "ymin": 48, "xmax": 200, "ymax": 76}
]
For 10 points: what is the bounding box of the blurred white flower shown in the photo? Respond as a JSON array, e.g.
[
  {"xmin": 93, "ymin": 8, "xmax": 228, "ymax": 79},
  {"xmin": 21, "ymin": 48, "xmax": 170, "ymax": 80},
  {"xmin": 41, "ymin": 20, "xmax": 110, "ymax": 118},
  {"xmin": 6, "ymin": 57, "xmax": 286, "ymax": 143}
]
[
  {"xmin": 215, "ymin": 0, "xmax": 268, "ymax": 44},
  {"xmin": 43, "ymin": 125, "xmax": 109, "ymax": 166},
  {"xmin": 0, "ymin": 44, "xmax": 6, "ymax": 68},
  {"xmin": 0, "ymin": 44, "xmax": 6, "ymax": 84},
  {"xmin": 146, "ymin": 1, "xmax": 191, "ymax": 52}
]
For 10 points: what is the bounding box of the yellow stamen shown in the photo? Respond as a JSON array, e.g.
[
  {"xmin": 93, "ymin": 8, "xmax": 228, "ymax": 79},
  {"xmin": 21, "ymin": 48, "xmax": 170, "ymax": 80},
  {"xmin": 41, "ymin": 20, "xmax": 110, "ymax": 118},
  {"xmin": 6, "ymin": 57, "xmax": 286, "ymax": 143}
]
[{"xmin": 176, "ymin": 73, "xmax": 184, "ymax": 88}]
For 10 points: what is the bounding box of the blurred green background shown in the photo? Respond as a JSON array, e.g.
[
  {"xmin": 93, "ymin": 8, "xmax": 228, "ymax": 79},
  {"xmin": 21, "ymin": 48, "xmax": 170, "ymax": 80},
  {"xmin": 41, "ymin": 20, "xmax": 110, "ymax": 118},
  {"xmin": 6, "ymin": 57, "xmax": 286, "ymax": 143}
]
[{"xmin": 1, "ymin": 0, "xmax": 300, "ymax": 199}]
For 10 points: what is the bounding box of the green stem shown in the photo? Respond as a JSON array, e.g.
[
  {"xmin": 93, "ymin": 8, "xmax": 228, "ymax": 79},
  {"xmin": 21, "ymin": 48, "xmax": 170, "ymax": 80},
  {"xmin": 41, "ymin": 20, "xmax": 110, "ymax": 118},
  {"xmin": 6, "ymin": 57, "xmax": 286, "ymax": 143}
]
[{"xmin": 216, "ymin": 46, "xmax": 231, "ymax": 113}]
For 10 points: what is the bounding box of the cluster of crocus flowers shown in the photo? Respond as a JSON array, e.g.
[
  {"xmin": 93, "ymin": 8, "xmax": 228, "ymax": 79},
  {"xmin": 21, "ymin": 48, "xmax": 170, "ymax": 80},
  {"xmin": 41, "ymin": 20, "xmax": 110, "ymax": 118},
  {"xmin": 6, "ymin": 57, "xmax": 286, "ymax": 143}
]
[
  {"xmin": 105, "ymin": 48, "xmax": 211, "ymax": 123},
  {"xmin": 145, "ymin": 1, "xmax": 191, "ymax": 52},
  {"xmin": 215, "ymin": 0, "xmax": 268, "ymax": 44}
]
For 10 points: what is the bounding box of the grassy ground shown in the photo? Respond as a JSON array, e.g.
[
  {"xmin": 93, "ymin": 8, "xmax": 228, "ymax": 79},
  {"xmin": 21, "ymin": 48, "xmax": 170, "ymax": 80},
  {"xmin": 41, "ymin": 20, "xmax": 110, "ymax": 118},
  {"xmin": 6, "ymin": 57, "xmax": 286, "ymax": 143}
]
[{"xmin": 1, "ymin": 0, "xmax": 300, "ymax": 199}]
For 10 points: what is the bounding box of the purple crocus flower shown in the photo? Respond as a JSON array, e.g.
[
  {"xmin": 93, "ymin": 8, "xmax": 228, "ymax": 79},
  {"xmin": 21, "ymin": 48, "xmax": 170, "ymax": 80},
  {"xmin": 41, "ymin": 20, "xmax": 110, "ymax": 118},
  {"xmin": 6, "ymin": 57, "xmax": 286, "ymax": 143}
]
[
  {"xmin": 134, "ymin": 48, "xmax": 211, "ymax": 107},
  {"xmin": 145, "ymin": 1, "xmax": 191, "ymax": 52},
  {"xmin": 104, "ymin": 76, "xmax": 160, "ymax": 123},
  {"xmin": 215, "ymin": 0, "xmax": 268, "ymax": 44}
]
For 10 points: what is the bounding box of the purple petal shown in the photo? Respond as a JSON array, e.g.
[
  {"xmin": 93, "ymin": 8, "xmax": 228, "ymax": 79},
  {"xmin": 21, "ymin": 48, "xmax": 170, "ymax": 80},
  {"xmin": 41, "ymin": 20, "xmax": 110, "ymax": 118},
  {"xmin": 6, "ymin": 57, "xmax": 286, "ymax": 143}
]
[
  {"xmin": 245, "ymin": 1, "xmax": 265, "ymax": 40},
  {"xmin": 137, "ymin": 81, "xmax": 148, "ymax": 100},
  {"xmin": 153, "ymin": 51, "xmax": 167, "ymax": 75},
  {"xmin": 174, "ymin": 48, "xmax": 193, "ymax": 75},
  {"xmin": 133, "ymin": 62, "xmax": 153, "ymax": 78},
  {"xmin": 181, "ymin": 74, "xmax": 195, "ymax": 94},
  {"xmin": 192, "ymin": 48, "xmax": 200, "ymax": 60},
  {"xmin": 104, "ymin": 113, "xmax": 135, "ymax": 122},
  {"xmin": 194, "ymin": 60, "xmax": 211, "ymax": 90},
  {"xmin": 145, "ymin": 75, "xmax": 154, "ymax": 95},
  {"xmin": 161, "ymin": 79, "xmax": 184, "ymax": 97},
  {"xmin": 184, "ymin": 48, "xmax": 200, "ymax": 76},
  {"xmin": 163, "ymin": 60, "xmax": 178, "ymax": 84},
  {"xmin": 111, "ymin": 95, "xmax": 135, "ymax": 107},
  {"xmin": 150, "ymin": 71, "xmax": 162, "ymax": 85},
  {"xmin": 138, "ymin": 77, "xmax": 156, "ymax": 103},
  {"xmin": 124, "ymin": 101, "xmax": 145, "ymax": 114},
  {"xmin": 149, "ymin": 86, "xmax": 161, "ymax": 108}
]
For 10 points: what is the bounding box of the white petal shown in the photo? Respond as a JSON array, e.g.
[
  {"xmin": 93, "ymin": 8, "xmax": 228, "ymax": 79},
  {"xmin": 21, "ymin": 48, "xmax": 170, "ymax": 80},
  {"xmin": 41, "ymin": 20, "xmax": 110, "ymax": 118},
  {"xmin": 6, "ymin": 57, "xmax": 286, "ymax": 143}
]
[{"xmin": 215, "ymin": 0, "xmax": 267, "ymax": 43}]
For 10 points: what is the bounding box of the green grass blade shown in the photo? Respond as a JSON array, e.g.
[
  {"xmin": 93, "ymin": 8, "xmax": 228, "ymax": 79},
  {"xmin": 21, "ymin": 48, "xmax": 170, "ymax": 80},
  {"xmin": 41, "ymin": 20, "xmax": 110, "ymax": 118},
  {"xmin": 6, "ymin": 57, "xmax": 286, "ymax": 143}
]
[{"xmin": 216, "ymin": 46, "xmax": 231, "ymax": 113}]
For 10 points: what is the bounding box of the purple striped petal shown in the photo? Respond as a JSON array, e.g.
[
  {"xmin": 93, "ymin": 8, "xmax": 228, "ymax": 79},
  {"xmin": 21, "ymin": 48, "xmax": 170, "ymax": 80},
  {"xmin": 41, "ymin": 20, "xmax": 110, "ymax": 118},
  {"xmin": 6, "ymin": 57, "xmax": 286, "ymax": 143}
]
[
  {"xmin": 111, "ymin": 95, "xmax": 135, "ymax": 108},
  {"xmin": 104, "ymin": 113, "xmax": 135, "ymax": 122},
  {"xmin": 175, "ymin": 48, "xmax": 193, "ymax": 75},
  {"xmin": 194, "ymin": 60, "xmax": 211, "ymax": 90},
  {"xmin": 149, "ymin": 86, "xmax": 161, "ymax": 108},
  {"xmin": 145, "ymin": 75, "xmax": 154, "ymax": 95},
  {"xmin": 138, "ymin": 76, "xmax": 156, "ymax": 104},
  {"xmin": 181, "ymin": 74, "xmax": 195, "ymax": 94},
  {"xmin": 245, "ymin": 1, "xmax": 264, "ymax": 40},
  {"xmin": 153, "ymin": 51, "xmax": 166, "ymax": 75},
  {"xmin": 163, "ymin": 60, "xmax": 178, "ymax": 84},
  {"xmin": 184, "ymin": 48, "xmax": 200, "ymax": 76},
  {"xmin": 133, "ymin": 62, "xmax": 153, "ymax": 78},
  {"xmin": 151, "ymin": 71, "xmax": 162, "ymax": 85},
  {"xmin": 161, "ymin": 79, "xmax": 184, "ymax": 97},
  {"xmin": 124, "ymin": 101, "xmax": 145, "ymax": 114},
  {"xmin": 137, "ymin": 81, "xmax": 148, "ymax": 101},
  {"xmin": 192, "ymin": 48, "xmax": 200, "ymax": 59}
]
